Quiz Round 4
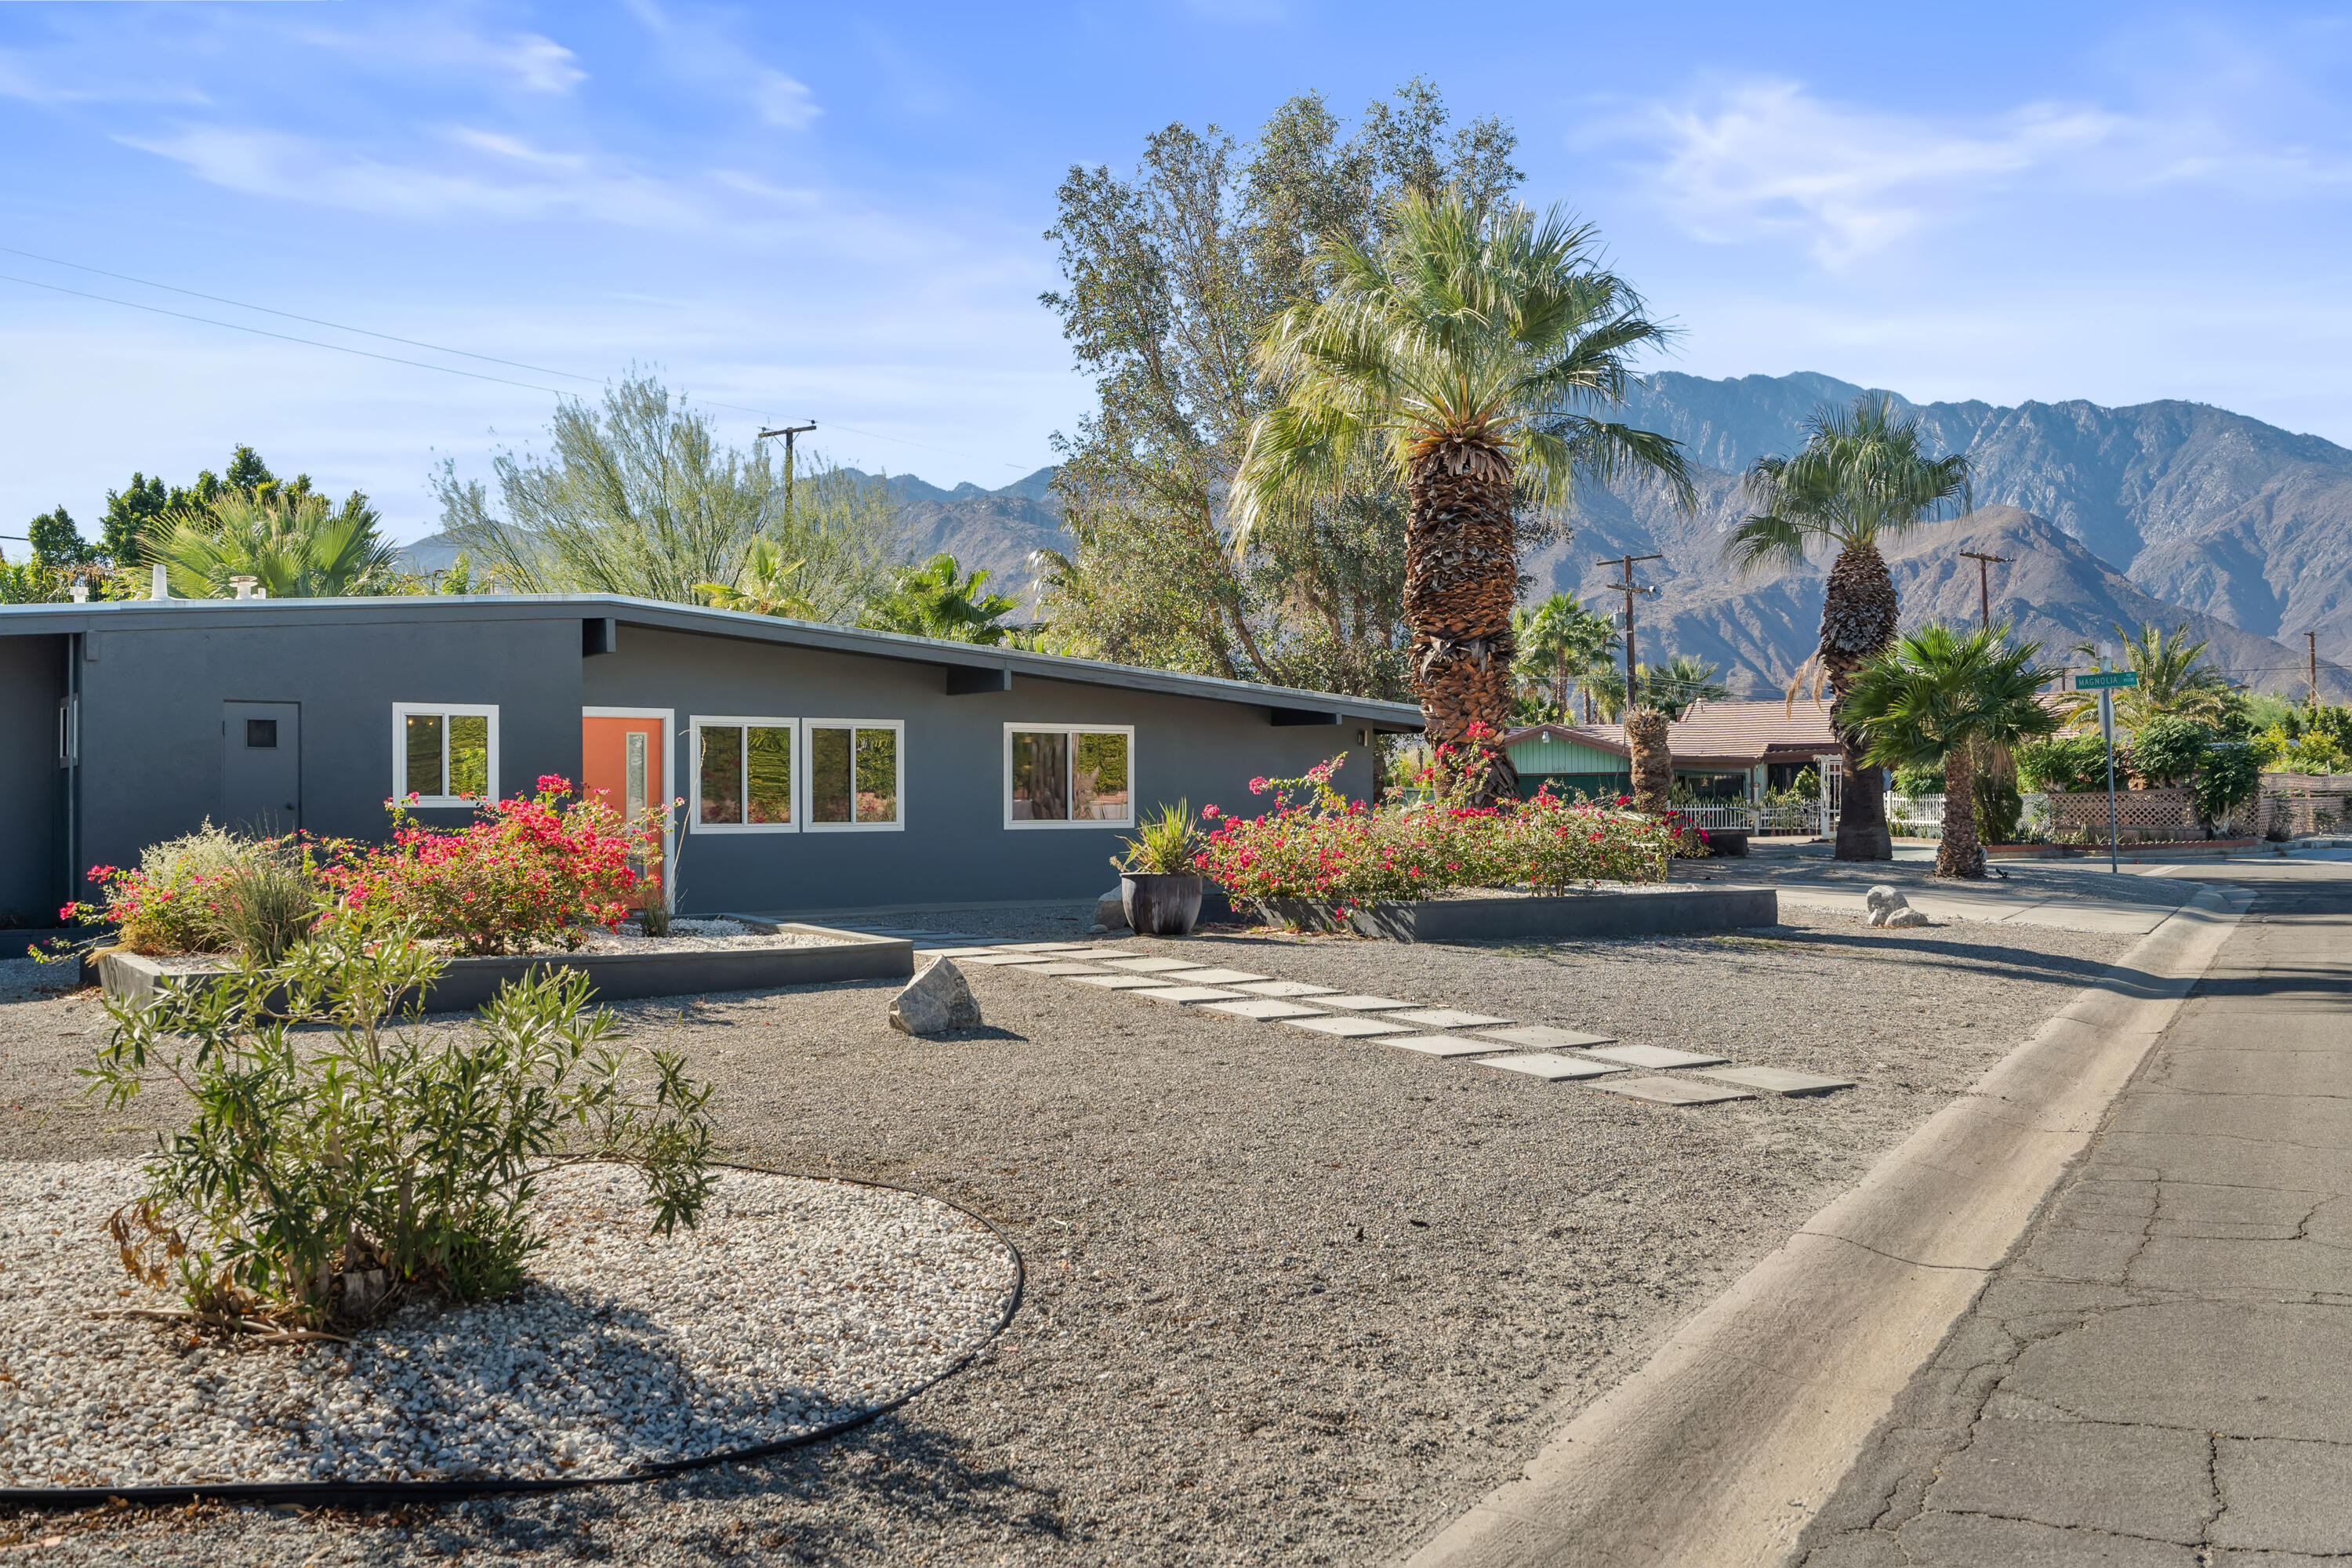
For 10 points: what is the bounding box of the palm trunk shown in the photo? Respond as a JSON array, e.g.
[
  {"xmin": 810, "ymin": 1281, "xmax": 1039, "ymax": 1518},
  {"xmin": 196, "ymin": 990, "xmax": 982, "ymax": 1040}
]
[
  {"xmin": 1820, "ymin": 540, "xmax": 1900, "ymax": 861},
  {"xmin": 1405, "ymin": 437, "xmax": 1520, "ymax": 804},
  {"xmin": 1627, "ymin": 707, "xmax": 1672, "ymax": 814},
  {"xmin": 1936, "ymin": 740, "xmax": 1986, "ymax": 878}
]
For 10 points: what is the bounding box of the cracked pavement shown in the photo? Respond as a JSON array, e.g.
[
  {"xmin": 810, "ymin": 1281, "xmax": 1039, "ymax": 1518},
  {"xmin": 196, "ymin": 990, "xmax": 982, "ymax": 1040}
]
[{"xmin": 1796, "ymin": 855, "xmax": 2352, "ymax": 1566}]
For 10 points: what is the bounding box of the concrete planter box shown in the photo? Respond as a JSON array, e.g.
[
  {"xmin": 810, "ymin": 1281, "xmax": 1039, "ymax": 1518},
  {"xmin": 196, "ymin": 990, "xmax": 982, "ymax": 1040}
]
[
  {"xmin": 98, "ymin": 923, "xmax": 912, "ymax": 1014},
  {"xmin": 1248, "ymin": 884, "xmax": 1778, "ymax": 943}
]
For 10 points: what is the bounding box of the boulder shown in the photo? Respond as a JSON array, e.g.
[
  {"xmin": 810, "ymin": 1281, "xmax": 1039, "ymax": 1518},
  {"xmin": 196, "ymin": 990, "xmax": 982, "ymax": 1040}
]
[
  {"xmin": 889, "ymin": 956, "xmax": 982, "ymax": 1037},
  {"xmin": 1864, "ymin": 884, "xmax": 1908, "ymax": 918},
  {"xmin": 1881, "ymin": 907, "xmax": 1930, "ymax": 928},
  {"xmin": 1090, "ymin": 886, "xmax": 1129, "ymax": 935}
]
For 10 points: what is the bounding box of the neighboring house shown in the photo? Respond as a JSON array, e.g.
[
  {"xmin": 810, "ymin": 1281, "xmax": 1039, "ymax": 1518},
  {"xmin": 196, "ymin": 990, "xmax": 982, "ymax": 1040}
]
[
  {"xmin": 1504, "ymin": 700, "xmax": 1840, "ymax": 802},
  {"xmin": 0, "ymin": 594, "xmax": 1420, "ymax": 924}
]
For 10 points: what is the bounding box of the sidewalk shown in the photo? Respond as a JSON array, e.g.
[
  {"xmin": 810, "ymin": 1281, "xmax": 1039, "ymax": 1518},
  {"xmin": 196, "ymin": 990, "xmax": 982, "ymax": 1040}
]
[{"xmin": 1796, "ymin": 858, "xmax": 2352, "ymax": 1565}]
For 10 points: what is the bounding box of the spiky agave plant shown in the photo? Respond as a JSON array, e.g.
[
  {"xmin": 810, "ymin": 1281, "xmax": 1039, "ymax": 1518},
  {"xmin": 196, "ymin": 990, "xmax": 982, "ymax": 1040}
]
[{"xmin": 1232, "ymin": 189, "xmax": 1690, "ymax": 804}]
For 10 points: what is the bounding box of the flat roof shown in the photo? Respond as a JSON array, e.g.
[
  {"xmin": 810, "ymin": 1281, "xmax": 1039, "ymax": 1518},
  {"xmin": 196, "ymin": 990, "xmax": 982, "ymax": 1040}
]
[{"xmin": 0, "ymin": 591, "xmax": 1426, "ymax": 730}]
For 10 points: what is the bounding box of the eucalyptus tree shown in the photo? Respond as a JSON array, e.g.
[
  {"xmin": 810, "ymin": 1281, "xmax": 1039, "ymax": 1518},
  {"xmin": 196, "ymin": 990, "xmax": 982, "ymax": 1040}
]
[
  {"xmin": 1842, "ymin": 622, "xmax": 2060, "ymax": 879},
  {"xmin": 1726, "ymin": 397, "xmax": 1973, "ymax": 860},
  {"xmin": 1232, "ymin": 190, "xmax": 1690, "ymax": 801}
]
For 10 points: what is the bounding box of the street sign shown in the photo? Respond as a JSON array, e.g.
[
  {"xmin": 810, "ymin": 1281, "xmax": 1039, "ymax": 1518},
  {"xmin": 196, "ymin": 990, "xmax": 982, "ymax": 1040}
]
[{"xmin": 2075, "ymin": 670, "xmax": 2140, "ymax": 691}]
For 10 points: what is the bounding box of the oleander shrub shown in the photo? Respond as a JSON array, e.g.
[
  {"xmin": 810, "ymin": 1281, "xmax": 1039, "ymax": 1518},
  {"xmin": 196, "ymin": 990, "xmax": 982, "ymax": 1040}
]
[{"xmin": 91, "ymin": 909, "xmax": 715, "ymax": 1329}]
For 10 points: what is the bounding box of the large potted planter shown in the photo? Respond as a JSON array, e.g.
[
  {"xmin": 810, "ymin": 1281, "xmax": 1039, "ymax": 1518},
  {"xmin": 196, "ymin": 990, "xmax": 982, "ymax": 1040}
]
[{"xmin": 1113, "ymin": 800, "xmax": 1206, "ymax": 937}]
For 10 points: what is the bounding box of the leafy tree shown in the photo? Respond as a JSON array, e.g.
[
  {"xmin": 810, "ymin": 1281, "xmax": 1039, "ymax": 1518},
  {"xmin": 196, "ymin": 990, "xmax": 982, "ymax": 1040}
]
[
  {"xmin": 1234, "ymin": 189, "xmax": 1689, "ymax": 801},
  {"xmin": 2131, "ymin": 715, "xmax": 2210, "ymax": 786},
  {"xmin": 1842, "ymin": 622, "xmax": 2061, "ymax": 880},
  {"xmin": 1039, "ymin": 80, "xmax": 1518, "ymax": 700},
  {"xmin": 1512, "ymin": 593, "xmax": 1618, "ymax": 723},
  {"xmin": 2061, "ymin": 622, "xmax": 2231, "ymax": 731},
  {"xmin": 94, "ymin": 448, "xmax": 318, "ymax": 569},
  {"xmin": 1726, "ymin": 397, "xmax": 1974, "ymax": 862},
  {"xmin": 860, "ymin": 553, "xmax": 1018, "ymax": 644},
  {"xmin": 2194, "ymin": 742, "xmax": 2263, "ymax": 834},
  {"xmin": 151, "ymin": 489, "xmax": 397, "ymax": 599},
  {"xmin": 1639, "ymin": 654, "xmax": 1730, "ymax": 720},
  {"xmin": 27, "ymin": 506, "xmax": 93, "ymax": 567}
]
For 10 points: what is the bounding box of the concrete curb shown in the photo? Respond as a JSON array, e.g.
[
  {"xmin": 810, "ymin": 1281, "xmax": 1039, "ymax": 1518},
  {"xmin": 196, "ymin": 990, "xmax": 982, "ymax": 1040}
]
[{"xmin": 1398, "ymin": 886, "xmax": 2247, "ymax": 1568}]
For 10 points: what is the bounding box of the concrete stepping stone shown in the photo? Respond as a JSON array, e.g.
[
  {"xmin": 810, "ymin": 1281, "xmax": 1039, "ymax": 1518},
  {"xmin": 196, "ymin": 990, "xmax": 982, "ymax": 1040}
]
[
  {"xmin": 1028, "ymin": 962, "xmax": 1112, "ymax": 976},
  {"xmin": 1067, "ymin": 974, "xmax": 1179, "ymax": 989},
  {"xmin": 1095, "ymin": 956, "xmax": 1210, "ymax": 974},
  {"xmin": 956, "ymin": 952, "xmax": 1062, "ymax": 966},
  {"xmin": 1316, "ymin": 995, "xmax": 1416, "ymax": 1011},
  {"xmin": 1163, "ymin": 967, "xmax": 1269, "ymax": 985},
  {"xmin": 1386, "ymin": 1036, "xmax": 1513, "ymax": 1059},
  {"xmin": 1131, "ymin": 985, "xmax": 1249, "ymax": 1004},
  {"xmin": 998, "ymin": 942, "xmax": 1101, "ymax": 953},
  {"xmin": 1389, "ymin": 1007, "xmax": 1512, "ymax": 1030},
  {"xmin": 1198, "ymin": 998, "xmax": 1330, "ymax": 1021},
  {"xmin": 1283, "ymin": 1014, "xmax": 1414, "ymax": 1038},
  {"xmin": 1231, "ymin": 981, "xmax": 1338, "ymax": 998},
  {"xmin": 1694, "ymin": 1065, "xmax": 1857, "ymax": 1098},
  {"xmin": 1592, "ymin": 1075, "xmax": 1755, "ymax": 1105},
  {"xmin": 921, "ymin": 945, "xmax": 1013, "ymax": 956},
  {"xmin": 1479, "ymin": 1053, "xmax": 1630, "ymax": 1081},
  {"xmin": 1581, "ymin": 1044, "xmax": 1730, "ymax": 1070},
  {"xmin": 1475, "ymin": 1025, "xmax": 1617, "ymax": 1051}
]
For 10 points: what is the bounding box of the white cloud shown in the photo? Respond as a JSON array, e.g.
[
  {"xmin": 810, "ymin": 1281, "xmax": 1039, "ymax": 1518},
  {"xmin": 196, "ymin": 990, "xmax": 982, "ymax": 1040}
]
[
  {"xmin": 501, "ymin": 34, "xmax": 586, "ymax": 95},
  {"xmin": 1616, "ymin": 79, "xmax": 2126, "ymax": 267},
  {"xmin": 753, "ymin": 71, "xmax": 819, "ymax": 131}
]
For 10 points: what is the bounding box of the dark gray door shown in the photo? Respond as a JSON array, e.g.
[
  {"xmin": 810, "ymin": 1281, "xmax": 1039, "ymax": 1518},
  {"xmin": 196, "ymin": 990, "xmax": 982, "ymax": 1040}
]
[{"xmin": 222, "ymin": 701, "xmax": 301, "ymax": 833}]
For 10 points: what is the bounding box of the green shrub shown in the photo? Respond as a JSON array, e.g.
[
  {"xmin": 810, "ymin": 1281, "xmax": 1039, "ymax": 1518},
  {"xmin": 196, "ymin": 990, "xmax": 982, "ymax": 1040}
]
[
  {"xmin": 90, "ymin": 909, "xmax": 714, "ymax": 1329},
  {"xmin": 1973, "ymin": 770, "xmax": 2024, "ymax": 844},
  {"xmin": 208, "ymin": 841, "xmax": 323, "ymax": 964},
  {"xmin": 2132, "ymin": 717, "xmax": 2211, "ymax": 786},
  {"xmin": 1114, "ymin": 800, "xmax": 1204, "ymax": 875},
  {"xmin": 1893, "ymin": 760, "xmax": 1947, "ymax": 797},
  {"xmin": 2016, "ymin": 734, "xmax": 2111, "ymax": 793}
]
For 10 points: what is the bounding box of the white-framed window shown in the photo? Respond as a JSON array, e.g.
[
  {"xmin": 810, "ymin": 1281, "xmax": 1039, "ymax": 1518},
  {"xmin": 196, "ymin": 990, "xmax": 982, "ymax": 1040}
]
[
  {"xmin": 1004, "ymin": 723, "xmax": 1133, "ymax": 829},
  {"xmin": 804, "ymin": 719, "xmax": 904, "ymax": 832},
  {"xmin": 393, "ymin": 703, "xmax": 498, "ymax": 805},
  {"xmin": 689, "ymin": 717, "xmax": 798, "ymax": 833}
]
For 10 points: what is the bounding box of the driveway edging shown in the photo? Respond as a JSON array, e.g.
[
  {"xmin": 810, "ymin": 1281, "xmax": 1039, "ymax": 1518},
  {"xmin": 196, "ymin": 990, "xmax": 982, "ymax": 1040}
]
[{"xmin": 1399, "ymin": 886, "xmax": 2247, "ymax": 1568}]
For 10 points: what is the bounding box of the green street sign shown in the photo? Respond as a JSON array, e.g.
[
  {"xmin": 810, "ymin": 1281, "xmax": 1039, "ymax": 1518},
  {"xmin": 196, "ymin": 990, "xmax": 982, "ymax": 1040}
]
[{"xmin": 2075, "ymin": 670, "xmax": 2140, "ymax": 691}]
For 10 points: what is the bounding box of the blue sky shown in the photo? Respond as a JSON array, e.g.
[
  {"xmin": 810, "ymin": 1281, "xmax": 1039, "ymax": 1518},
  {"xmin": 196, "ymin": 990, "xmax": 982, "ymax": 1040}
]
[{"xmin": 4, "ymin": 1, "xmax": 2350, "ymax": 545}]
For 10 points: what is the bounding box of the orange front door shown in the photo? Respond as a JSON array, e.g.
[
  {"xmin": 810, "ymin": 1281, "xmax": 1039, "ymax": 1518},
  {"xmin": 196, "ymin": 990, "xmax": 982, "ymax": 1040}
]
[{"xmin": 582, "ymin": 715, "xmax": 665, "ymax": 909}]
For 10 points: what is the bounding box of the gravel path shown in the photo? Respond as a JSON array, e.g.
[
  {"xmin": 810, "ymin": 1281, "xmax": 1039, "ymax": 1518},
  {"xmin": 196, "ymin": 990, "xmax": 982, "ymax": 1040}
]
[
  {"xmin": 2, "ymin": 1164, "xmax": 1016, "ymax": 1487},
  {"xmin": 1, "ymin": 902, "xmax": 2146, "ymax": 1563}
]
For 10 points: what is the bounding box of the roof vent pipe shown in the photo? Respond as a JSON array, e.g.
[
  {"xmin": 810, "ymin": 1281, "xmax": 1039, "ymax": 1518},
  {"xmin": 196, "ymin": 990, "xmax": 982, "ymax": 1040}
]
[
  {"xmin": 230, "ymin": 575, "xmax": 257, "ymax": 600},
  {"xmin": 150, "ymin": 564, "xmax": 170, "ymax": 601}
]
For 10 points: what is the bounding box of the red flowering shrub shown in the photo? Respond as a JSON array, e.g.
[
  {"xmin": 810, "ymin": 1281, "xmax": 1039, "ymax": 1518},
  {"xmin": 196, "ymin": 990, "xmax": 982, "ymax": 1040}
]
[
  {"xmin": 62, "ymin": 824, "xmax": 323, "ymax": 957},
  {"xmin": 322, "ymin": 775, "xmax": 647, "ymax": 956}
]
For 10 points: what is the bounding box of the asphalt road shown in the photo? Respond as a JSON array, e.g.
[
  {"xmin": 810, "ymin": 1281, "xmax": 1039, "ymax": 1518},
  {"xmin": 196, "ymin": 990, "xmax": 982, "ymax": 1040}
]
[{"xmin": 1795, "ymin": 854, "xmax": 2352, "ymax": 1566}]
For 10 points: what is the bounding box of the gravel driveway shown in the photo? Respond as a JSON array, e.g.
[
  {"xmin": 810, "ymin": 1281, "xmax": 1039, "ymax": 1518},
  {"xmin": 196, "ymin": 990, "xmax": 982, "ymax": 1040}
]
[{"xmin": 2, "ymin": 903, "xmax": 2143, "ymax": 1565}]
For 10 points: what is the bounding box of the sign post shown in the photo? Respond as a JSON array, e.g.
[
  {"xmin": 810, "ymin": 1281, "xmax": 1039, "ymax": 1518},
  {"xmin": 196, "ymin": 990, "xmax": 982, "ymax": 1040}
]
[{"xmin": 2074, "ymin": 668, "xmax": 2141, "ymax": 872}]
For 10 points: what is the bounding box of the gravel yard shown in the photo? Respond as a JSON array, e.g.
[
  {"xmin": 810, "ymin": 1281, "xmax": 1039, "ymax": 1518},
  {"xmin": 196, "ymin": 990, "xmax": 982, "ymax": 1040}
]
[{"xmin": 2, "ymin": 901, "xmax": 2150, "ymax": 1564}]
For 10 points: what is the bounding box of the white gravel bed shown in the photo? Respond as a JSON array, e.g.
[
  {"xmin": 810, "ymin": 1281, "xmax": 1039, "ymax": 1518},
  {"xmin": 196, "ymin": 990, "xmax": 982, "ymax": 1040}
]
[
  {"xmin": 0, "ymin": 1161, "xmax": 1018, "ymax": 1489},
  {"xmin": 579, "ymin": 920, "xmax": 847, "ymax": 954}
]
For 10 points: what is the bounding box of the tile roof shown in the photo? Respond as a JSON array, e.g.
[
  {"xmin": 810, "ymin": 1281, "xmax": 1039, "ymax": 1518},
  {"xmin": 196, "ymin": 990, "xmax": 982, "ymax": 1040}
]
[{"xmin": 1508, "ymin": 699, "xmax": 1840, "ymax": 769}]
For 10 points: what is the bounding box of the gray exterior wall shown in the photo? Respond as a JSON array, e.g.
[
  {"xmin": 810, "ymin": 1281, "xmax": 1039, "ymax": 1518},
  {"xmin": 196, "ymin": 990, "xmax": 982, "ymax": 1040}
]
[
  {"xmin": 0, "ymin": 635, "xmax": 65, "ymax": 925},
  {"xmin": 587, "ymin": 626, "xmax": 1379, "ymax": 913}
]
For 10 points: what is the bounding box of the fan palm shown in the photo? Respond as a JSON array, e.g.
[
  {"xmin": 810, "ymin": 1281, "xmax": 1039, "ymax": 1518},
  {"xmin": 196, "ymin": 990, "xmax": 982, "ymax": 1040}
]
[
  {"xmin": 2062, "ymin": 621, "xmax": 2232, "ymax": 731},
  {"xmin": 152, "ymin": 490, "xmax": 397, "ymax": 599},
  {"xmin": 860, "ymin": 553, "xmax": 1019, "ymax": 644},
  {"xmin": 1640, "ymin": 653, "xmax": 1729, "ymax": 720},
  {"xmin": 1842, "ymin": 622, "xmax": 2061, "ymax": 880},
  {"xmin": 698, "ymin": 538, "xmax": 818, "ymax": 619},
  {"xmin": 1512, "ymin": 593, "xmax": 1619, "ymax": 724},
  {"xmin": 1232, "ymin": 188, "xmax": 1690, "ymax": 802},
  {"xmin": 1726, "ymin": 397, "xmax": 1973, "ymax": 860}
]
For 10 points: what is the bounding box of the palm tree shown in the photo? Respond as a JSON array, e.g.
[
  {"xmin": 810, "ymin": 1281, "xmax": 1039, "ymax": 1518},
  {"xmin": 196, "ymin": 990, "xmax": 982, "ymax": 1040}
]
[
  {"xmin": 860, "ymin": 553, "xmax": 1019, "ymax": 644},
  {"xmin": 1842, "ymin": 622, "xmax": 2061, "ymax": 880},
  {"xmin": 151, "ymin": 490, "xmax": 397, "ymax": 599},
  {"xmin": 698, "ymin": 538, "xmax": 818, "ymax": 619},
  {"xmin": 1232, "ymin": 189, "xmax": 1690, "ymax": 803},
  {"xmin": 1726, "ymin": 397, "xmax": 1973, "ymax": 860},
  {"xmin": 1640, "ymin": 653, "xmax": 1729, "ymax": 720},
  {"xmin": 1512, "ymin": 593, "xmax": 1619, "ymax": 724},
  {"xmin": 2063, "ymin": 621, "xmax": 2232, "ymax": 731}
]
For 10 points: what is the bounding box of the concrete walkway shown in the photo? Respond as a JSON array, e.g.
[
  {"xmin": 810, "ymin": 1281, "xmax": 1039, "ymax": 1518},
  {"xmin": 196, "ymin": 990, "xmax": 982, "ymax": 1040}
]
[{"xmin": 1796, "ymin": 857, "xmax": 2352, "ymax": 1565}]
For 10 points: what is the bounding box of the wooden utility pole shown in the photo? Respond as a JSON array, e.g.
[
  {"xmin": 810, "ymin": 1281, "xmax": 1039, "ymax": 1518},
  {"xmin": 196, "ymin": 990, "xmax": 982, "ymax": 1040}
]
[
  {"xmin": 2312, "ymin": 631, "xmax": 2322, "ymax": 710},
  {"xmin": 1959, "ymin": 550, "xmax": 2010, "ymax": 629},
  {"xmin": 757, "ymin": 423, "xmax": 818, "ymax": 526},
  {"xmin": 1598, "ymin": 554, "xmax": 1662, "ymax": 717}
]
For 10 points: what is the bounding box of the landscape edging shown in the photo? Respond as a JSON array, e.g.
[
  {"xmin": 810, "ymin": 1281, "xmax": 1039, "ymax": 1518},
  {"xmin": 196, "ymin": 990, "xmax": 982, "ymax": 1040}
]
[
  {"xmin": 1251, "ymin": 884, "xmax": 1778, "ymax": 942},
  {"xmin": 1397, "ymin": 884, "xmax": 2245, "ymax": 1568}
]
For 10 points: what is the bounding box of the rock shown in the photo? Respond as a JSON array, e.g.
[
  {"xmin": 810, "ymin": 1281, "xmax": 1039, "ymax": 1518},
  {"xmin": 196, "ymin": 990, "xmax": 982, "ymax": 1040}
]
[
  {"xmin": 1880, "ymin": 907, "xmax": 1930, "ymax": 927},
  {"xmin": 1094, "ymin": 887, "xmax": 1129, "ymax": 932},
  {"xmin": 1864, "ymin": 884, "xmax": 1908, "ymax": 916},
  {"xmin": 889, "ymin": 956, "xmax": 982, "ymax": 1037}
]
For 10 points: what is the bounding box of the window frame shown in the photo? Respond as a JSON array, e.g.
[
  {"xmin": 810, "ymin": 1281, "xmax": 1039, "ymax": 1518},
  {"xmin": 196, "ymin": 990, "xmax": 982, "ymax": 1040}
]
[
  {"xmin": 802, "ymin": 717, "xmax": 907, "ymax": 834},
  {"xmin": 391, "ymin": 702, "xmax": 499, "ymax": 807},
  {"xmin": 1002, "ymin": 722, "xmax": 1136, "ymax": 829},
  {"xmin": 688, "ymin": 715, "xmax": 801, "ymax": 835}
]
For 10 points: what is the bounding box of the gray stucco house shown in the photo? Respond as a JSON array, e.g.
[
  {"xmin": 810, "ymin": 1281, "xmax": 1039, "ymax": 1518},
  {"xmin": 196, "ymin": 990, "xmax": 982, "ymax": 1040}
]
[{"xmin": 0, "ymin": 594, "xmax": 1421, "ymax": 927}]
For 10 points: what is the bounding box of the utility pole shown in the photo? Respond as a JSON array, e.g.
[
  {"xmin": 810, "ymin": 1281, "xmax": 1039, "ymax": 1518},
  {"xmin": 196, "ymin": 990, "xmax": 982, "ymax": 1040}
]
[
  {"xmin": 1959, "ymin": 550, "xmax": 2010, "ymax": 629},
  {"xmin": 1598, "ymin": 554, "xmax": 1662, "ymax": 718},
  {"xmin": 757, "ymin": 423, "xmax": 818, "ymax": 527},
  {"xmin": 2313, "ymin": 630, "xmax": 2322, "ymax": 710}
]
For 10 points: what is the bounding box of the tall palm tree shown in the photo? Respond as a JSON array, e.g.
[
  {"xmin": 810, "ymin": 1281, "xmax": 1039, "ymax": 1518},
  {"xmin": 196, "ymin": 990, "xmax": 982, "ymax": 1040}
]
[
  {"xmin": 152, "ymin": 490, "xmax": 397, "ymax": 599},
  {"xmin": 1726, "ymin": 397, "xmax": 1973, "ymax": 860},
  {"xmin": 1232, "ymin": 189, "xmax": 1690, "ymax": 802},
  {"xmin": 1512, "ymin": 593, "xmax": 1619, "ymax": 724},
  {"xmin": 1842, "ymin": 622, "xmax": 2061, "ymax": 880},
  {"xmin": 1640, "ymin": 653, "xmax": 1730, "ymax": 720},
  {"xmin": 2063, "ymin": 621, "xmax": 2232, "ymax": 731}
]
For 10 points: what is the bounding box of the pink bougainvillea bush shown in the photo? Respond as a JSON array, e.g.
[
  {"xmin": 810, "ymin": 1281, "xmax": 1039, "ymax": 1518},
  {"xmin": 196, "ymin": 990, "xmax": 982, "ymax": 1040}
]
[
  {"xmin": 321, "ymin": 776, "xmax": 648, "ymax": 956},
  {"xmin": 1196, "ymin": 746, "xmax": 1691, "ymax": 916}
]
